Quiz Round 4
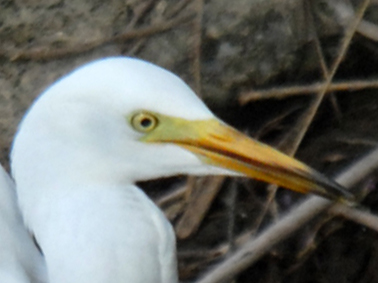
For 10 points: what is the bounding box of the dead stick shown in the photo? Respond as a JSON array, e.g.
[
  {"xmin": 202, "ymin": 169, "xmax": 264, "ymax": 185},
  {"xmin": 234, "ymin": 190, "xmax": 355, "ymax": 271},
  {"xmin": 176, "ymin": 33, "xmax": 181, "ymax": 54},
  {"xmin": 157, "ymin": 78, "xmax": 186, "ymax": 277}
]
[
  {"xmin": 330, "ymin": 205, "xmax": 378, "ymax": 232},
  {"xmin": 190, "ymin": 0, "xmax": 203, "ymax": 95},
  {"xmin": 5, "ymin": 14, "xmax": 194, "ymax": 62},
  {"xmin": 239, "ymin": 79, "xmax": 378, "ymax": 104},
  {"xmin": 175, "ymin": 176, "xmax": 225, "ymax": 239},
  {"xmin": 196, "ymin": 145, "xmax": 378, "ymax": 283},
  {"xmin": 197, "ymin": 1, "xmax": 372, "ymax": 282}
]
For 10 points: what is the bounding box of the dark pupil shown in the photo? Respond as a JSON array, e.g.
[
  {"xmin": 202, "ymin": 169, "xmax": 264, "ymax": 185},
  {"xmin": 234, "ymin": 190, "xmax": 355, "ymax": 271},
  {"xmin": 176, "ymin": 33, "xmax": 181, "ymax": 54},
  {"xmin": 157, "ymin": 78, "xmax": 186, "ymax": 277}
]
[{"xmin": 140, "ymin": 118, "xmax": 152, "ymax": 128}]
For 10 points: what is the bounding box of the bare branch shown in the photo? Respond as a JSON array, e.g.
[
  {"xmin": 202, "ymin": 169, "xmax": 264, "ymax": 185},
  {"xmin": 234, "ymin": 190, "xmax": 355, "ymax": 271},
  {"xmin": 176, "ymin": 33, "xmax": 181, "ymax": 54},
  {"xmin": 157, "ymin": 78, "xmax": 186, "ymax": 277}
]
[
  {"xmin": 195, "ymin": 145, "xmax": 378, "ymax": 283},
  {"xmin": 1, "ymin": 14, "xmax": 194, "ymax": 62},
  {"xmin": 239, "ymin": 79, "xmax": 378, "ymax": 104}
]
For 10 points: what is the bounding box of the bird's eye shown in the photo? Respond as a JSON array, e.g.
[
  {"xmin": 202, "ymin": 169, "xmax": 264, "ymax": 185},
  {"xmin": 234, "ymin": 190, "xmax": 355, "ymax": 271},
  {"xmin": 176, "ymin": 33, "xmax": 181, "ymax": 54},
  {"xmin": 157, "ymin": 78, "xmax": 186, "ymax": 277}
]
[{"xmin": 131, "ymin": 112, "xmax": 158, "ymax": 133}]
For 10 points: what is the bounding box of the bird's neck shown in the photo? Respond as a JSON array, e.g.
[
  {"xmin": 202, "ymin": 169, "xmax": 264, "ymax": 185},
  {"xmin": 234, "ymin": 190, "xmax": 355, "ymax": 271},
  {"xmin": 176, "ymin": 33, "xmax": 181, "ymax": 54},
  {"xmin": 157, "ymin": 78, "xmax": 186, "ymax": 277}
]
[
  {"xmin": 25, "ymin": 183, "xmax": 177, "ymax": 283},
  {"xmin": 11, "ymin": 111, "xmax": 179, "ymax": 282}
]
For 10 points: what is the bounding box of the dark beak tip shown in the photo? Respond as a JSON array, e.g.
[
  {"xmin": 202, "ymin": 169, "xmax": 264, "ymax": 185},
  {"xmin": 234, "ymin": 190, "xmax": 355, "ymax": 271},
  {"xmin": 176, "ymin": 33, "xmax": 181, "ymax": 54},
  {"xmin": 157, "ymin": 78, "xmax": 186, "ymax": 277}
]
[
  {"xmin": 340, "ymin": 190, "xmax": 358, "ymax": 205},
  {"xmin": 327, "ymin": 185, "xmax": 357, "ymax": 205}
]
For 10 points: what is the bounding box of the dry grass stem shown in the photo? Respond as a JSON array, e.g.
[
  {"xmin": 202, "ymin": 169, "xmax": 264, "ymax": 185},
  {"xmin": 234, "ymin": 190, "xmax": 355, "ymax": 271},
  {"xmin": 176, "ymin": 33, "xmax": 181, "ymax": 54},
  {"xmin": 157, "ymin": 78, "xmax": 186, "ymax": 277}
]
[
  {"xmin": 196, "ymin": 144, "xmax": 378, "ymax": 283},
  {"xmin": 196, "ymin": 1, "xmax": 372, "ymax": 282},
  {"xmin": 239, "ymin": 79, "xmax": 378, "ymax": 104},
  {"xmin": 1, "ymin": 14, "xmax": 194, "ymax": 62},
  {"xmin": 190, "ymin": 0, "xmax": 204, "ymax": 95},
  {"xmin": 175, "ymin": 176, "xmax": 225, "ymax": 239},
  {"xmin": 330, "ymin": 205, "xmax": 378, "ymax": 232}
]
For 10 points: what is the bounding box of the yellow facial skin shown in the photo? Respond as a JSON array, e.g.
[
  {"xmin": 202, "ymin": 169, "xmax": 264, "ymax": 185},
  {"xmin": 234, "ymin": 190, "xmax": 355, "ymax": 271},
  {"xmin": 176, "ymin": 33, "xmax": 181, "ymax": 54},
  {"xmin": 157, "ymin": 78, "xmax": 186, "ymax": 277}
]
[{"xmin": 129, "ymin": 111, "xmax": 355, "ymax": 203}]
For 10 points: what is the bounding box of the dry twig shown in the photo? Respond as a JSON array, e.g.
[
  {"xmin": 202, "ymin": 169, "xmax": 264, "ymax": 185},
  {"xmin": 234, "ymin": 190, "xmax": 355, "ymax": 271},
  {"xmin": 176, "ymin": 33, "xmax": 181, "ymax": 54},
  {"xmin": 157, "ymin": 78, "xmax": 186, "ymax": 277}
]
[
  {"xmin": 196, "ymin": 144, "xmax": 378, "ymax": 283},
  {"xmin": 330, "ymin": 204, "xmax": 378, "ymax": 231},
  {"xmin": 239, "ymin": 79, "xmax": 378, "ymax": 104},
  {"xmin": 155, "ymin": 185, "xmax": 187, "ymax": 221},
  {"xmin": 196, "ymin": 1, "xmax": 372, "ymax": 282},
  {"xmin": 1, "ymin": 14, "xmax": 194, "ymax": 62},
  {"xmin": 190, "ymin": 0, "xmax": 204, "ymax": 95},
  {"xmin": 331, "ymin": 0, "xmax": 378, "ymax": 42},
  {"xmin": 164, "ymin": 0, "xmax": 193, "ymax": 19},
  {"xmin": 175, "ymin": 177, "xmax": 225, "ymax": 239},
  {"xmin": 248, "ymin": 1, "xmax": 333, "ymax": 236}
]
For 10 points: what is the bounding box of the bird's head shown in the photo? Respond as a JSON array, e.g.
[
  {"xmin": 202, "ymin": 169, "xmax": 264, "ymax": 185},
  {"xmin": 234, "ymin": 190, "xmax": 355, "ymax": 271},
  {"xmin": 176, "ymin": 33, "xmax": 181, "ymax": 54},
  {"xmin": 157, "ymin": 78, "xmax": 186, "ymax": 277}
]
[{"xmin": 12, "ymin": 57, "xmax": 353, "ymax": 202}]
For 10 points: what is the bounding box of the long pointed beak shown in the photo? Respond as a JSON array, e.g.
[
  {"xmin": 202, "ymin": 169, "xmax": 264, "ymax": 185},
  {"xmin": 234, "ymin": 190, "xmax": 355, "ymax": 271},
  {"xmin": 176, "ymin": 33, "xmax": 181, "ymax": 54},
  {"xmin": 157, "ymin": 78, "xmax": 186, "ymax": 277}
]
[{"xmin": 141, "ymin": 114, "xmax": 355, "ymax": 203}]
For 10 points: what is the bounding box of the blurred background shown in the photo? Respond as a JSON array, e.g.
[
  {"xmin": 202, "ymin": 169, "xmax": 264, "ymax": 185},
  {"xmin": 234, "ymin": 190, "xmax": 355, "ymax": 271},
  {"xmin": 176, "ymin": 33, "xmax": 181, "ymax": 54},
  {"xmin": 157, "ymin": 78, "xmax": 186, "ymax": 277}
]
[{"xmin": 1, "ymin": 0, "xmax": 378, "ymax": 282}]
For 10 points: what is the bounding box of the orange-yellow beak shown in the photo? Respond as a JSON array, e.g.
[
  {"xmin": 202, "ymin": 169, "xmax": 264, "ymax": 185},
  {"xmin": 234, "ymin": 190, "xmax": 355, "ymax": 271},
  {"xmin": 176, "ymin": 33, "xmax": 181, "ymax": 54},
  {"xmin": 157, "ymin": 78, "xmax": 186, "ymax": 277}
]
[{"xmin": 139, "ymin": 112, "xmax": 354, "ymax": 203}]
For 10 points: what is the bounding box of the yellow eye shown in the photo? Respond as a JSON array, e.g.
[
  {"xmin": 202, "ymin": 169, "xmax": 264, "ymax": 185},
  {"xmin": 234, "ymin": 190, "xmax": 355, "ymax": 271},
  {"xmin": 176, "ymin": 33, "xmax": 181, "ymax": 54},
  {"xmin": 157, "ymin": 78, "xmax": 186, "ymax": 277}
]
[{"xmin": 130, "ymin": 112, "xmax": 158, "ymax": 133}]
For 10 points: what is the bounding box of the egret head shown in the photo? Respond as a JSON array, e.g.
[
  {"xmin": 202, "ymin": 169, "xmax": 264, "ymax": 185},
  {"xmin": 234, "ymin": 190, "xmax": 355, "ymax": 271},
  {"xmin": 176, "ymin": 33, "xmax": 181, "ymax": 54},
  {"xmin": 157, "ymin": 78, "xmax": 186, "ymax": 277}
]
[{"xmin": 12, "ymin": 57, "xmax": 353, "ymax": 202}]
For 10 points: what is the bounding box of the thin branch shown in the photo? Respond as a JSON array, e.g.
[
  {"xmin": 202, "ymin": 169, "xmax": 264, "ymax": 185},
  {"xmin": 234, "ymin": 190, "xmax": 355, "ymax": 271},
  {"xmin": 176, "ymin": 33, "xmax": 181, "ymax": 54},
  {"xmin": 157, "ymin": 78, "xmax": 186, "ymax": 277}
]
[
  {"xmin": 155, "ymin": 184, "xmax": 187, "ymax": 221},
  {"xmin": 128, "ymin": 0, "xmax": 191, "ymax": 58},
  {"xmin": 123, "ymin": 0, "xmax": 157, "ymax": 55},
  {"xmin": 195, "ymin": 144, "xmax": 378, "ymax": 283},
  {"xmin": 156, "ymin": 186, "xmax": 186, "ymax": 208},
  {"xmin": 331, "ymin": 0, "xmax": 378, "ymax": 42},
  {"xmin": 306, "ymin": 0, "xmax": 329, "ymax": 80},
  {"xmin": 175, "ymin": 176, "xmax": 225, "ymax": 239},
  {"xmin": 190, "ymin": 0, "xmax": 204, "ymax": 95},
  {"xmin": 126, "ymin": 0, "xmax": 156, "ymax": 29},
  {"xmin": 241, "ymin": 1, "xmax": 331, "ymax": 233},
  {"xmin": 1, "ymin": 14, "xmax": 194, "ymax": 62},
  {"xmin": 164, "ymin": 0, "xmax": 193, "ymax": 19},
  {"xmin": 330, "ymin": 204, "xmax": 378, "ymax": 232},
  {"xmin": 325, "ymin": 0, "xmax": 372, "ymax": 89},
  {"xmin": 196, "ymin": 1, "xmax": 372, "ymax": 282},
  {"xmin": 239, "ymin": 79, "xmax": 378, "ymax": 104}
]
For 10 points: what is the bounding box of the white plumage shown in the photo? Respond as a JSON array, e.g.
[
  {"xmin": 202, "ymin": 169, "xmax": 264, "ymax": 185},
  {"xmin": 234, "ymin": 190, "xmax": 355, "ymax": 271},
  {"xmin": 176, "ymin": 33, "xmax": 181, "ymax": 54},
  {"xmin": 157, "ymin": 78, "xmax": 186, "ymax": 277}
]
[
  {"xmin": 10, "ymin": 58, "xmax": 227, "ymax": 283},
  {"xmin": 2, "ymin": 57, "xmax": 353, "ymax": 283},
  {"xmin": 0, "ymin": 164, "xmax": 46, "ymax": 283}
]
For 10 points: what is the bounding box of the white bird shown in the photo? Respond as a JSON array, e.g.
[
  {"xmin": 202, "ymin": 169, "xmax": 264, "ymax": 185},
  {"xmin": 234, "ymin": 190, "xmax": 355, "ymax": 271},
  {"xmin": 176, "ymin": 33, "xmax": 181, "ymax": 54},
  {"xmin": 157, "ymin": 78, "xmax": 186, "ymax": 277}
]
[
  {"xmin": 7, "ymin": 57, "xmax": 353, "ymax": 283},
  {"xmin": 0, "ymin": 164, "xmax": 46, "ymax": 283}
]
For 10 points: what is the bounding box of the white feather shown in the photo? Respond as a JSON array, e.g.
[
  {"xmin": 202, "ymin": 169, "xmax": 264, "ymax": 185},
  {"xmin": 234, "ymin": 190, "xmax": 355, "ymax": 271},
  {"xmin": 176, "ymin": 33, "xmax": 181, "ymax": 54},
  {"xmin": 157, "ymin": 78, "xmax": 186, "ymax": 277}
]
[
  {"xmin": 11, "ymin": 57, "xmax": 228, "ymax": 283},
  {"xmin": 0, "ymin": 164, "xmax": 47, "ymax": 283}
]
